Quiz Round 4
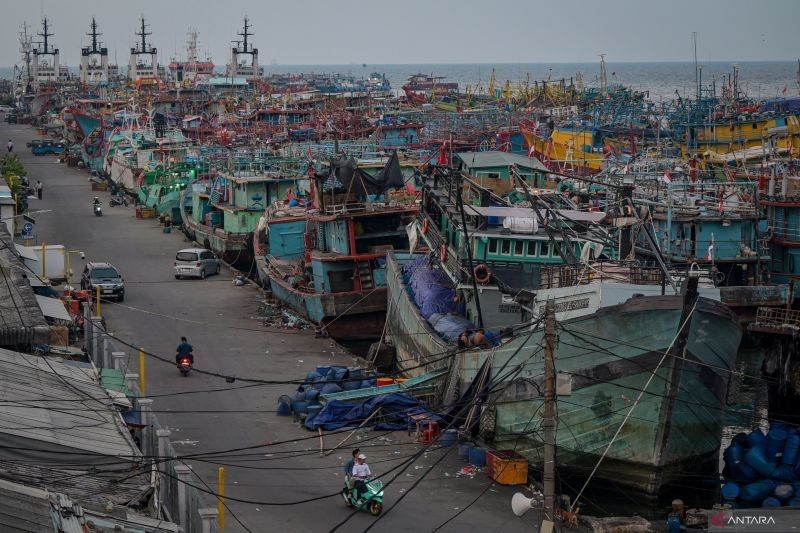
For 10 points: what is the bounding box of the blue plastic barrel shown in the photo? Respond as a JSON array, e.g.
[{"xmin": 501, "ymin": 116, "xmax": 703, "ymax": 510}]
[
  {"xmin": 316, "ymin": 366, "xmax": 332, "ymax": 377},
  {"xmin": 321, "ymin": 383, "xmax": 343, "ymax": 395},
  {"xmin": 360, "ymin": 379, "xmax": 373, "ymax": 389},
  {"xmin": 458, "ymin": 442, "xmax": 475, "ymax": 460},
  {"xmin": 767, "ymin": 429, "xmax": 788, "ymax": 460},
  {"xmin": 277, "ymin": 395, "xmax": 292, "ymax": 416},
  {"xmin": 291, "ymin": 400, "xmax": 309, "ymax": 415},
  {"xmin": 724, "ymin": 442, "xmax": 744, "ymax": 465},
  {"xmin": 469, "ymin": 447, "xmax": 487, "ymax": 467},
  {"xmin": 788, "ymin": 498, "xmax": 800, "ymax": 507},
  {"xmin": 733, "ymin": 461, "xmax": 759, "ymax": 482},
  {"xmin": 740, "ymin": 480, "xmax": 776, "ymax": 502},
  {"xmin": 745, "ymin": 446, "xmax": 777, "ymax": 477},
  {"xmin": 342, "ymin": 378, "xmax": 362, "ymax": 391},
  {"xmin": 349, "ymin": 367, "xmax": 363, "ymax": 380},
  {"xmin": 306, "ymin": 370, "xmax": 321, "ymax": 383},
  {"xmin": 773, "ymin": 464, "xmax": 795, "ymax": 481},
  {"xmin": 774, "ymin": 483, "xmax": 794, "ymax": 501},
  {"xmin": 304, "ymin": 389, "xmax": 320, "ymax": 402},
  {"xmin": 440, "ymin": 429, "xmax": 458, "ymax": 446},
  {"xmin": 770, "ymin": 422, "xmax": 788, "ymax": 433},
  {"xmin": 763, "ymin": 497, "xmax": 781, "ymax": 507},
  {"xmin": 783, "ymin": 433, "xmax": 800, "ymax": 465},
  {"xmin": 746, "ymin": 429, "xmax": 767, "ymax": 450},
  {"xmin": 721, "ymin": 482, "xmax": 740, "ymax": 500}
]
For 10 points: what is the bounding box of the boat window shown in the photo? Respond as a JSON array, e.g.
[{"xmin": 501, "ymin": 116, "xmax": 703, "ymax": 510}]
[
  {"xmin": 753, "ymin": 123, "xmax": 758, "ymax": 129},
  {"xmin": 514, "ymin": 241, "xmax": 524, "ymax": 256},
  {"xmin": 501, "ymin": 240, "xmax": 511, "ymax": 255},
  {"xmin": 528, "ymin": 242, "xmax": 538, "ymax": 257},
  {"xmin": 488, "ymin": 239, "xmax": 498, "ymax": 254}
]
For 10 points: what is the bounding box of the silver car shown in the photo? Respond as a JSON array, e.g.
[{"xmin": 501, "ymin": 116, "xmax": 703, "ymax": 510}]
[{"xmin": 174, "ymin": 248, "xmax": 221, "ymax": 280}]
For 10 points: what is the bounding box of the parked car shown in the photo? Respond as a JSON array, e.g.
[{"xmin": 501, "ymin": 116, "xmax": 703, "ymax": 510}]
[
  {"xmin": 0, "ymin": 105, "xmax": 13, "ymax": 113},
  {"xmin": 174, "ymin": 248, "xmax": 221, "ymax": 280},
  {"xmin": 80, "ymin": 262, "xmax": 125, "ymax": 302}
]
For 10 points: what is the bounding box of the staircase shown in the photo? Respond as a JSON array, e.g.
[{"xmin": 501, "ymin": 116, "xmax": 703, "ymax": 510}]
[{"xmin": 356, "ymin": 261, "xmax": 374, "ymax": 290}]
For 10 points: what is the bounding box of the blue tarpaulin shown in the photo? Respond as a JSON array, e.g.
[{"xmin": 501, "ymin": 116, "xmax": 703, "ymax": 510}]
[
  {"xmin": 404, "ymin": 256, "xmax": 465, "ymax": 319},
  {"xmin": 429, "ymin": 313, "xmax": 475, "ymax": 341},
  {"xmin": 306, "ymin": 393, "xmax": 439, "ymax": 431}
]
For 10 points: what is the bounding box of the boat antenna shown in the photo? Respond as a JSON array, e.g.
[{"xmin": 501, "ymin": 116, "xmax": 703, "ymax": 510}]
[{"xmin": 692, "ymin": 32, "xmax": 699, "ymax": 101}]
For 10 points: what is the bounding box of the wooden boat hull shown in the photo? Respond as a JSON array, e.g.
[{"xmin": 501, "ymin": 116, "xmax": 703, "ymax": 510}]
[
  {"xmin": 267, "ymin": 272, "xmax": 387, "ymax": 341},
  {"xmin": 385, "ymin": 252, "xmax": 741, "ymax": 497}
]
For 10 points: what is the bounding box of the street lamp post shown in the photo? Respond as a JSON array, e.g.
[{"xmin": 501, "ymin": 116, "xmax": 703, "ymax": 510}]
[{"xmin": 65, "ymin": 250, "xmax": 84, "ymax": 290}]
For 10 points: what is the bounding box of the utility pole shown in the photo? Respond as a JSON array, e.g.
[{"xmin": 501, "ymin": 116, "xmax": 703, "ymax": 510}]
[{"xmin": 543, "ymin": 299, "xmax": 556, "ymax": 527}]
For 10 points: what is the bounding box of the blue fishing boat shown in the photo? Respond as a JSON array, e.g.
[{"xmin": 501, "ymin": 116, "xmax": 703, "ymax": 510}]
[{"xmin": 261, "ymin": 152, "xmax": 418, "ymax": 340}]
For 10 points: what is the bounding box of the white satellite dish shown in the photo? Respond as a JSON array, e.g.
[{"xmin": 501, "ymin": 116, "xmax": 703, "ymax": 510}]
[{"xmin": 511, "ymin": 492, "xmax": 535, "ymax": 517}]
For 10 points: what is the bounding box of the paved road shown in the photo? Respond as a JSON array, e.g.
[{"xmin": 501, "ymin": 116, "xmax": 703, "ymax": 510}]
[{"xmin": 2, "ymin": 122, "xmax": 533, "ymax": 533}]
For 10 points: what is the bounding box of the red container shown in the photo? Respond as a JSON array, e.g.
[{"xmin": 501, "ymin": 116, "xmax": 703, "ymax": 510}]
[
  {"xmin": 73, "ymin": 290, "xmax": 90, "ymax": 301},
  {"xmin": 420, "ymin": 421, "xmax": 440, "ymax": 444},
  {"xmin": 68, "ymin": 299, "xmax": 80, "ymax": 315}
]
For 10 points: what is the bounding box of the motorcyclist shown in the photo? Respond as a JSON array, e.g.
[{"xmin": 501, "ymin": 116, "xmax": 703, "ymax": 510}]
[
  {"xmin": 176, "ymin": 336, "xmax": 194, "ymax": 365},
  {"xmin": 351, "ymin": 453, "xmax": 372, "ymax": 501},
  {"xmin": 93, "ymin": 197, "xmax": 101, "ymax": 208}
]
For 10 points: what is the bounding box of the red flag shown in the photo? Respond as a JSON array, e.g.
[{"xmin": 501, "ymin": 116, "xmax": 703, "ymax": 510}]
[
  {"xmin": 662, "ymin": 170, "xmax": 672, "ymax": 184},
  {"xmin": 783, "ymin": 85, "xmax": 788, "ymax": 95}
]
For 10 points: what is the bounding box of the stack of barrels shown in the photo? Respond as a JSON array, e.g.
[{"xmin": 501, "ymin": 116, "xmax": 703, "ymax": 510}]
[{"xmin": 721, "ymin": 425, "xmax": 800, "ymax": 508}]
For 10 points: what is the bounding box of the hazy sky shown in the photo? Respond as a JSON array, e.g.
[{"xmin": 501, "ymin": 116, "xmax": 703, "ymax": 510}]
[{"xmin": 1, "ymin": 0, "xmax": 798, "ymax": 66}]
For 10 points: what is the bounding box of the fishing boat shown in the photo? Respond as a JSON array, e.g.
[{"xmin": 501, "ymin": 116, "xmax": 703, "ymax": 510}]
[
  {"xmin": 181, "ymin": 149, "xmax": 309, "ymax": 267},
  {"xmin": 261, "ymin": 152, "xmax": 417, "ymax": 340},
  {"xmin": 402, "ymin": 74, "xmax": 458, "ymax": 105},
  {"xmin": 383, "ymin": 166, "xmax": 742, "ymax": 498}
]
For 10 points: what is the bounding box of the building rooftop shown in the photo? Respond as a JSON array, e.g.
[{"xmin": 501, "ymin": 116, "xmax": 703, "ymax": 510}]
[
  {"xmin": 0, "ymin": 225, "xmax": 50, "ymax": 346},
  {"xmin": 455, "ymin": 151, "xmax": 548, "ymax": 172},
  {"xmin": 0, "ymin": 347, "xmax": 141, "ymax": 465}
]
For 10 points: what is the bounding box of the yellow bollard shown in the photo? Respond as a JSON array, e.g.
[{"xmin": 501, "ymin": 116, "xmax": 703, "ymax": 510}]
[
  {"xmin": 40, "ymin": 242, "xmax": 46, "ymax": 278},
  {"xmin": 95, "ymin": 285, "xmax": 101, "ymax": 316},
  {"xmin": 218, "ymin": 466, "xmax": 225, "ymax": 531},
  {"xmin": 139, "ymin": 349, "xmax": 146, "ymax": 395}
]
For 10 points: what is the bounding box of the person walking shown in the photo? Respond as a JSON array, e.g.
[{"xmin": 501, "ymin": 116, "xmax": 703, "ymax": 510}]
[
  {"xmin": 35, "ymin": 181, "xmax": 43, "ymax": 200},
  {"xmin": 6, "ymin": 140, "xmax": 12, "ymax": 153}
]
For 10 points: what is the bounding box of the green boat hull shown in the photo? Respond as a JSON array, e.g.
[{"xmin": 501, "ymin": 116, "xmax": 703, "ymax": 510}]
[{"xmin": 385, "ymin": 253, "xmax": 741, "ymax": 497}]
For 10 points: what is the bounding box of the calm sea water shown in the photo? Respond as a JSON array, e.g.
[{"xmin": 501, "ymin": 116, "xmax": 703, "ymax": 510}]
[{"xmin": 2, "ymin": 61, "xmax": 798, "ymax": 101}]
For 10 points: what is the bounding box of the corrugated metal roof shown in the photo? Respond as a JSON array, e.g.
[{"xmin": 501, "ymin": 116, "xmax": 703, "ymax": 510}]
[
  {"xmin": 0, "ymin": 348, "xmax": 141, "ymax": 464},
  {"xmin": 0, "ymin": 478, "xmax": 55, "ymax": 532},
  {"xmin": 455, "ymin": 151, "xmax": 548, "ymax": 171},
  {"xmin": 14, "ymin": 244, "xmax": 39, "ymax": 262},
  {"xmin": 35, "ymin": 295, "xmax": 72, "ymax": 322},
  {"xmin": 0, "ymin": 226, "xmax": 50, "ymax": 345}
]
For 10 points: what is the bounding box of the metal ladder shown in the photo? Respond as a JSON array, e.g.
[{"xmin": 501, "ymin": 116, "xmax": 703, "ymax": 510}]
[{"xmin": 356, "ymin": 260, "xmax": 373, "ymax": 290}]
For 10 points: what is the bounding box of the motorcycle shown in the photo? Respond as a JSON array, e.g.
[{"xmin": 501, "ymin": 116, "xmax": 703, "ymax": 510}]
[
  {"xmin": 109, "ymin": 193, "xmax": 129, "ymax": 207},
  {"xmin": 177, "ymin": 356, "xmax": 193, "ymax": 376},
  {"xmin": 341, "ymin": 478, "xmax": 383, "ymax": 516},
  {"xmin": 93, "ymin": 204, "xmax": 103, "ymax": 217}
]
